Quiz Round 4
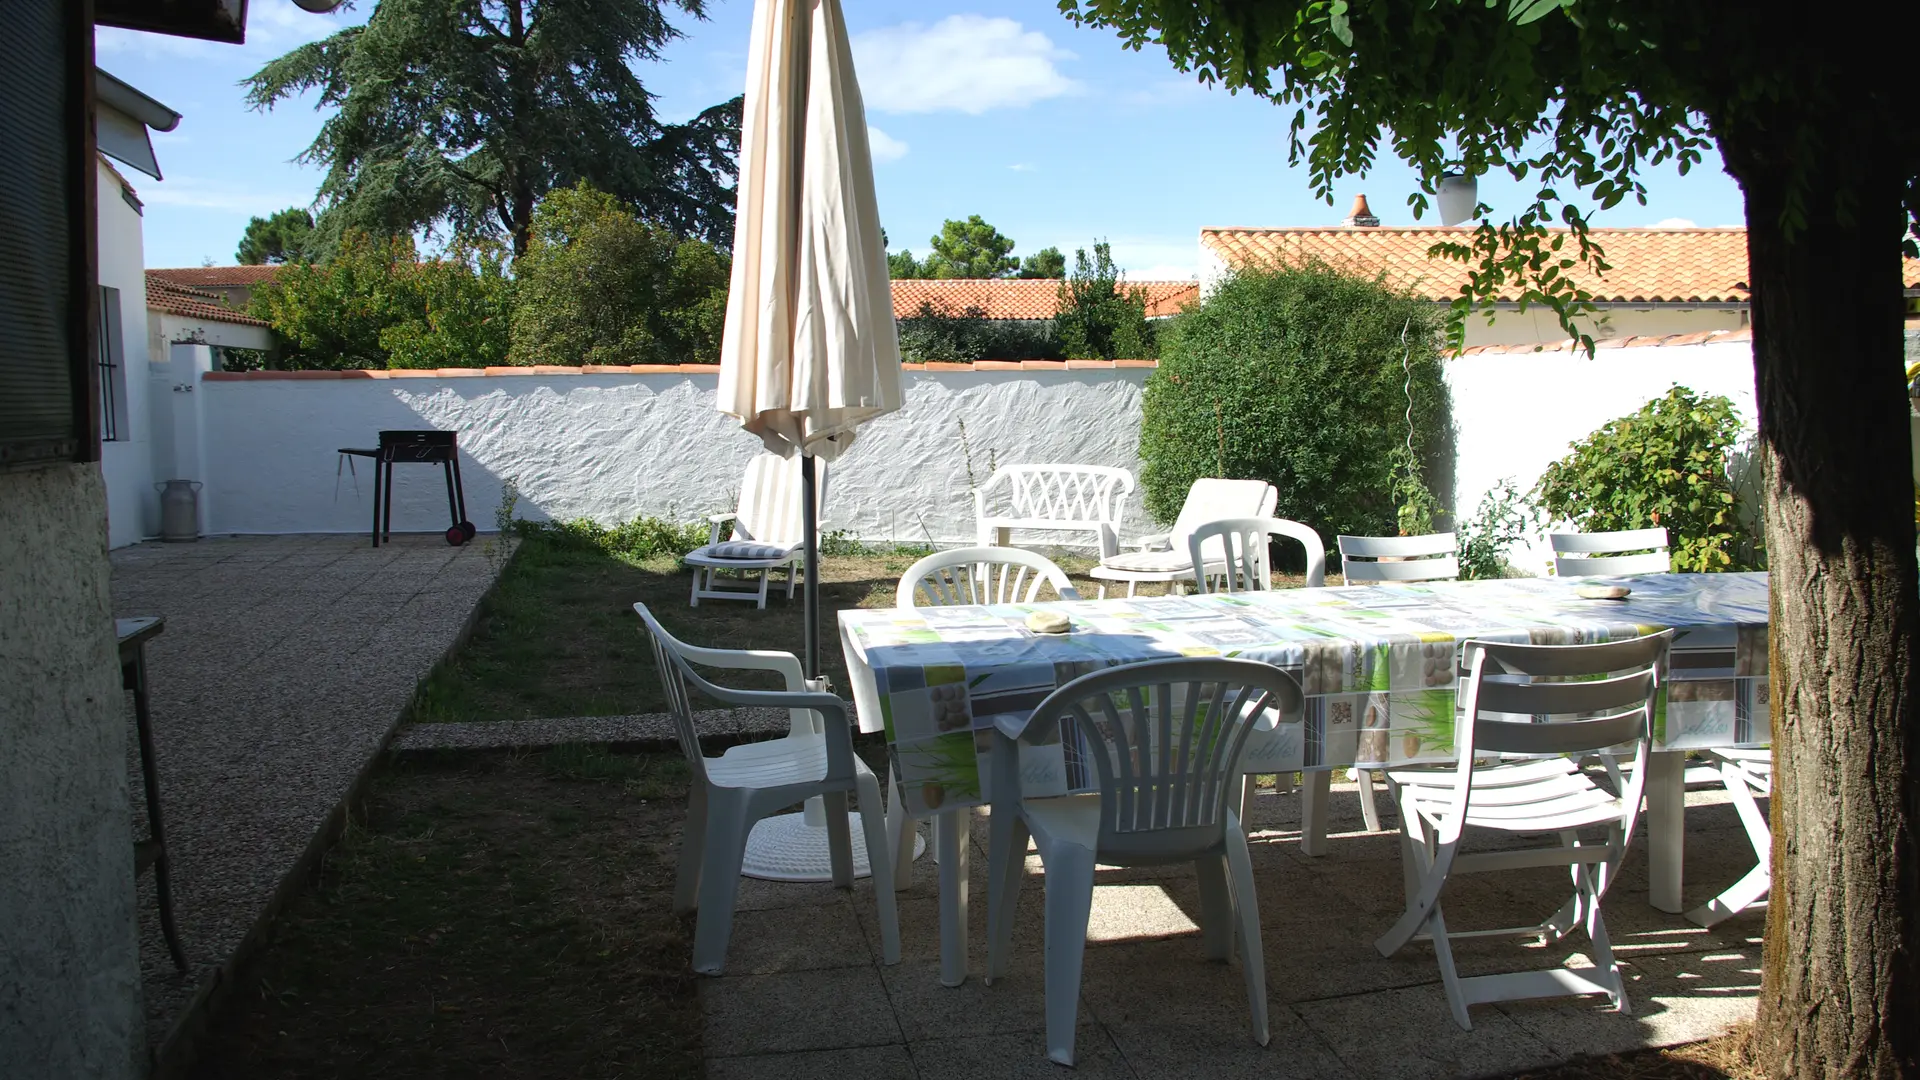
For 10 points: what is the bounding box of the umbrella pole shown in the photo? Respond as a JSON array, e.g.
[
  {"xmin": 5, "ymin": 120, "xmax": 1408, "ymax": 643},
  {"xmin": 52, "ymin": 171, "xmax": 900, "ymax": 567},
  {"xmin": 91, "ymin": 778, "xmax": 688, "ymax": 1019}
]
[{"xmin": 801, "ymin": 451, "xmax": 820, "ymax": 681}]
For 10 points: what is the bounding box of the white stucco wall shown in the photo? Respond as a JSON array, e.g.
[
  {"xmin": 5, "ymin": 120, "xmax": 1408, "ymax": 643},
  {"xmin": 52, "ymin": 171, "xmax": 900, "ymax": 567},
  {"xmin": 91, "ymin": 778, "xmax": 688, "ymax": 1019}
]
[
  {"xmin": 0, "ymin": 465, "xmax": 145, "ymax": 1079},
  {"xmin": 196, "ymin": 368, "xmax": 1153, "ymax": 547},
  {"xmin": 97, "ymin": 158, "xmax": 155, "ymax": 549},
  {"xmin": 189, "ymin": 344, "xmax": 1759, "ymax": 568},
  {"xmin": 1445, "ymin": 340, "xmax": 1759, "ymax": 574},
  {"xmin": 1460, "ymin": 304, "xmax": 1748, "ymax": 348}
]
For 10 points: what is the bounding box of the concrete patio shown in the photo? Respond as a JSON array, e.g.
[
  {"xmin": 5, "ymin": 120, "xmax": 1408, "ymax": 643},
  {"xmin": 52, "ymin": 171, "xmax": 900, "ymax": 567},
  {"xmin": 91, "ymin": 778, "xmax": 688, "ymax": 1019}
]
[
  {"xmin": 702, "ymin": 785, "xmax": 1762, "ymax": 1080},
  {"xmin": 110, "ymin": 533, "xmax": 499, "ymax": 1067}
]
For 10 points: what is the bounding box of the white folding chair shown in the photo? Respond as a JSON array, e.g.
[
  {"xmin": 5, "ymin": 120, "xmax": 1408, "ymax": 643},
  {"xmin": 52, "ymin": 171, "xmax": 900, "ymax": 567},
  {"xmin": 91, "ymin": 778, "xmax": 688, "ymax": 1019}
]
[
  {"xmin": 634, "ymin": 603, "xmax": 899, "ymax": 975},
  {"xmin": 1338, "ymin": 532, "xmax": 1460, "ymax": 584},
  {"xmin": 683, "ymin": 452, "xmax": 826, "ymax": 608},
  {"xmin": 1685, "ymin": 747, "xmax": 1772, "ymax": 927},
  {"xmin": 984, "ymin": 657, "xmax": 1304, "ymax": 1065},
  {"xmin": 895, "ymin": 547, "xmax": 1081, "ymax": 607},
  {"xmin": 1376, "ymin": 631, "xmax": 1672, "ymax": 1029},
  {"xmin": 1089, "ymin": 478, "xmax": 1277, "ymax": 597},
  {"xmin": 1334, "ymin": 532, "xmax": 1460, "ymax": 830},
  {"xmin": 1187, "ymin": 516, "xmax": 1327, "ymax": 593},
  {"xmin": 1550, "ymin": 527, "xmax": 1672, "ymax": 576}
]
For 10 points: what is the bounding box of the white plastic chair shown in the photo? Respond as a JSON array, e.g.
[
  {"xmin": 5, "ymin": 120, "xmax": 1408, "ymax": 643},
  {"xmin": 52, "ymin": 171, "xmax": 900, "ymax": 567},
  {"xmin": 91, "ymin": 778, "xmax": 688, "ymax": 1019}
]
[
  {"xmin": 984, "ymin": 657, "xmax": 1304, "ymax": 1065},
  {"xmin": 973, "ymin": 464, "xmax": 1134, "ymax": 558},
  {"xmin": 1338, "ymin": 533, "xmax": 1460, "ymax": 584},
  {"xmin": 1187, "ymin": 517, "xmax": 1327, "ymax": 593},
  {"xmin": 1685, "ymin": 747, "xmax": 1772, "ymax": 927},
  {"xmin": 896, "ymin": 547, "xmax": 1081, "ymax": 607},
  {"xmin": 1089, "ymin": 478, "xmax": 1277, "ymax": 597},
  {"xmin": 634, "ymin": 602, "xmax": 899, "ymax": 975},
  {"xmin": 683, "ymin": 452, "xmax": 827, "ymax": 608},
  {"xmin": 1376, "ymin": 631, "xmax": 1671, "ymax": 1029},
  {"xmin": 1550, "ymin": 527, "xmax": 1672, "ymax": 576}
]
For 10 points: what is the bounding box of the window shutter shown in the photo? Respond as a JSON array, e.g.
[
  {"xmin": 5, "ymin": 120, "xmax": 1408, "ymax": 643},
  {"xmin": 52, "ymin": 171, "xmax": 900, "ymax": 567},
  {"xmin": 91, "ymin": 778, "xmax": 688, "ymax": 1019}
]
[{"xmin": 0, "ymin": 0, "xmax": 97, "ymax": 469}]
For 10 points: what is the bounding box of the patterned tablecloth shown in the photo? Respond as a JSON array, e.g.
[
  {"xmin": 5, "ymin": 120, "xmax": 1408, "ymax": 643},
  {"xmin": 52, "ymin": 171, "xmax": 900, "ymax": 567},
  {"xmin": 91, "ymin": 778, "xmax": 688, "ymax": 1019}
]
[{"xmin": 839, "ymin": 572, "xmax": 1770, "ymax": 817}]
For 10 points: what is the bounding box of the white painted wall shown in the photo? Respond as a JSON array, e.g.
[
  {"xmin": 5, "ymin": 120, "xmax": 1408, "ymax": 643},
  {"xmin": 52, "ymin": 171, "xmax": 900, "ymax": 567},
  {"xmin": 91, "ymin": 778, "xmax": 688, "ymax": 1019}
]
[
  {"xmin": 1460, "ymin": 304, "xmax": 1748, "ymax": 348},
  {"xmin": 188, "ymin": 344, "xmax": 1759, "ymax": 571},
  {"xmin": 1445, "ymin": 340, "xmax": 1759, "ymax": 574},
  {"xmin": 96, "ymin": 158, "xmax": 155, "ymax": 548},
  {"xmin": 196, "ymin": 369, "xmax": 1153, "ymax": 548}
]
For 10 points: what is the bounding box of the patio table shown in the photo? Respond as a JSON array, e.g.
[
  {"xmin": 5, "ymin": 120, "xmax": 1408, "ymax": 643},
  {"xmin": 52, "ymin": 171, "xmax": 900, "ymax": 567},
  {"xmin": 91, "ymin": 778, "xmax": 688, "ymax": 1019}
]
[{"xmin": 839, "ymin": 571, "xmax": 1770, "ymax": 986}]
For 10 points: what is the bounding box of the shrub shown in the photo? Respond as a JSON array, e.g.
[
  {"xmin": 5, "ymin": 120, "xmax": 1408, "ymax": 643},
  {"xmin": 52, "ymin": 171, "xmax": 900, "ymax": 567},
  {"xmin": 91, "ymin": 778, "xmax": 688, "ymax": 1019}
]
[
  {"xmin": 894, "ymin": 300, "xmax": 1062, "ymax": 363},
  {"xmin": 1532, "ymin": 385, "xmax": 1760, "ymax": 572},
  {"xmin": 1456, "ymin": 478, "xmax": 1541, "ymax": 579},
  {"xmin": 510, "ymin": 183, "xmax": 731, "ymax": 366},
  {"xmin": 1055, "ymin": 242, "xmax": 1154, "ymax": 361},
  {"xmin": 1138, "ymin": 262, "xmax": 1452, "ymax": 546}
]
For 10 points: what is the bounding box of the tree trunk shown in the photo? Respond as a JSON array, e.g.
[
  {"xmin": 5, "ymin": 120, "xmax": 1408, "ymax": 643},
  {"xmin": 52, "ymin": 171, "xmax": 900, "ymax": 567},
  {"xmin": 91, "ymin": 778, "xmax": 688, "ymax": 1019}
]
[{"xmin": 1719, "ymin": 117, "xmax": 1920, "ymax": 1077}]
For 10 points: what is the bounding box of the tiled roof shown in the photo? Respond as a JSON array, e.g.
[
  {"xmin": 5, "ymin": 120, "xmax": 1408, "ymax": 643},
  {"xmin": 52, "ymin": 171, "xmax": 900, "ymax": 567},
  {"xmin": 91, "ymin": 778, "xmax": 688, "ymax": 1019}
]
[
  {"xmin": 148, "ymin": 264, "xmax": 285, "ymax": 288},
  {"xmin": 145, "ymin": 272, "xmax": 268, "ymax": 326},
  {"xmin": 891, "ymin": 278, "xmax": 1198, "ymax": 321},
  {"xmin": 1201, "ymin": 226, "xmax": 1920, "ymax": 304}
]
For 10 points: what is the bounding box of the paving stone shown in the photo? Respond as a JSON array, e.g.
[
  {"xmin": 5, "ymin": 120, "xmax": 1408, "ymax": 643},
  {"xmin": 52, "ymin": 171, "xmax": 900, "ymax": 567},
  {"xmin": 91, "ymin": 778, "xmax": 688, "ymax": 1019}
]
[
  {"xmin": 700, "ymin": 967, "xmax": 902, "ymax": 1056},
  {"xmin": 912, "ymin": 1024, "xmax": 1131, "ymax": 1078},
  {"xmin": 723, "ymin": 900, "xmax": 876, "ymax": 975},
  {"xmin": 708, "ymin": 1044, "xmax": 918, "ymax": 1080},
  {"xmin": 1496, "ymin": 947, "xmax": 1761, "ymax": 1058},
  {"xmin": 1295, "ymin": 984, "xmax": 1560, "ymax": 1080}
]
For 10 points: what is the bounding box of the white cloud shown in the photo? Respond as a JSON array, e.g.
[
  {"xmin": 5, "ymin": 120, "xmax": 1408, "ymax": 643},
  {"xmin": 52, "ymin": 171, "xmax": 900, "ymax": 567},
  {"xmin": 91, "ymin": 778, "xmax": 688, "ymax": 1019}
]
[
  {"xmin": 1008, "ymin": 163, "xmax": 1037, "ymax": 172},
  {"xmin": 867, "ymin": 127, "xmax": 909, "ymax": 163},
  {"xmin": 140, "ymin": 177, "xmax": 314, "ymax": 217},
  {"xmin": 853, "ymin": 15, "xmax": 1079, "ymax": 115},
  {"xmin": 1653, "ymin": 217, "xmax": 1698, "ymax": 228}
]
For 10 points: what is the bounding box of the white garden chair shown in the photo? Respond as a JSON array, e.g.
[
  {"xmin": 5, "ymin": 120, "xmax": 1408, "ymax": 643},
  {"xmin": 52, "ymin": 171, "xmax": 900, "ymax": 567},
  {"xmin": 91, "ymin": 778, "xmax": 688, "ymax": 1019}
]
[
  {"xmin": 1685, "ymin": 747, "xmax": 1773, "ymax": 928},
  {"xmin": 973, "ymin": 464, "xmax": 1134, "ymax": 558},
  {"xmin": 1550, "ymin": 527, "xmax": 1672, "ymax": 576},
  {"xmin": 1089, "ymin": 478, "xmax": 1278, "ymax": 597},
  {"xmin": 896, "ymin": 547, "xmax": 1080, "ymax": 607},
  {"xmin": 984, "ymin": 657, "xmax": 1304, "ymax": 1065},
  {"xmin": 1338, "ymin": 532, "xmax": 1460, "ymax": 584},
  {"xmin": 1186, "ymin": 516, "xmax": 1327, "ymax": 593},
  {"xmin": 683, "ymin": 452, "xmax": 826, "ymax": 609},
  {"xmin": 1375, "ymin": 630, "xmax": 1671, "ymax": 1030},
  {"xmin": 634, "ymin": 603, "xmax": 899, "ymax": 975}
]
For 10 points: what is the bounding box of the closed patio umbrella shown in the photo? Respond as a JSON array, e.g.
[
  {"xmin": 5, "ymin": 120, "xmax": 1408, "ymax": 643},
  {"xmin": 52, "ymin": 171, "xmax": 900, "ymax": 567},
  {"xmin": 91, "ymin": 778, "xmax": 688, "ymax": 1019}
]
[{"xmin": 717, "ymin": 0, "xmax": 907, "ymax": 881}]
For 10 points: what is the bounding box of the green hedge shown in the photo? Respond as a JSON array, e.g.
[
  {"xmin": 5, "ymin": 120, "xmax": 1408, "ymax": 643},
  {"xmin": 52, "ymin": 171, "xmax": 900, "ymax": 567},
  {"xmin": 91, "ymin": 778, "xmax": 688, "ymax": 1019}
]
[{"xmin": 1139, "ymin": 262, "xmax": 1453, "ymax": 548}]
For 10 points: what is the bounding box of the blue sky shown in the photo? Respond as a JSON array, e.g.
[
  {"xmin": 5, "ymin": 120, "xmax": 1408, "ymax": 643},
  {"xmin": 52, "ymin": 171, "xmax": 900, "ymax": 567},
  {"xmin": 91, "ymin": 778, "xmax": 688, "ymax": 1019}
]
[{"xmin": 100, "ymin": 0, "xmax": 1747, "ymax": 277}]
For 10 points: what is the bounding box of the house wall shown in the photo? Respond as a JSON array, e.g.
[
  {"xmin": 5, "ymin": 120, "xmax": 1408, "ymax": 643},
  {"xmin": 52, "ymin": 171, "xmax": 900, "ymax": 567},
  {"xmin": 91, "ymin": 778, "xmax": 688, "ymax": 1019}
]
[
  {"xmin": 1460, "ymin": 304, "xmax": 1749, "ymax": 348},
  {"xmin": 0, "ymin": 465, "xmax": 144, "ymax": 1079},
  {"xmin": 97, "ymin": 157, "xmax": 156, "ymax": 548},
  {"xmin": 1445, "ymin": 339, "xmax": 1760, "ymax": 574}
]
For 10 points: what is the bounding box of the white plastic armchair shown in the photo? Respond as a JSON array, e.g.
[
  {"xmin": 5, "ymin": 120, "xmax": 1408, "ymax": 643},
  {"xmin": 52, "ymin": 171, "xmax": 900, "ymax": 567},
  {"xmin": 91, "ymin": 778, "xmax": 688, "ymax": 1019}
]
[
  {"xmin": 1187, "ymin": 517, "xmax": 1327, "ymax": 593},
  {"xmin": 895, "ymin": 547, "xmax": 1080, "ymax": 607},
  {"xmin": 634, "ymin": 603, "xmax": 899, "ymax": 975},
  {"xmin": 1089, "ymin": 478, "xmax": 1278, "ymax": 597},
  {"xmin": 1550, "ymin": 527, "xmax": 1671, "ymax": 576},
  {"xmin": 1376, "ymin": 631, "xmax": 1671, "ymax": 1030},
  {"xmin": 973, "ymin": 464, "xmax": 1134, "ymax": 558},
  {"xmin": 984, "ymin": 657, "xmax": 1304, "ymax": 1065},
  {"xmin": 1338, "ymin": 533, "xmax": 1460, "ymax": 584},
  {"xmin": 683, "ymin": 453, "xmax": 827, "ymax": 608}
]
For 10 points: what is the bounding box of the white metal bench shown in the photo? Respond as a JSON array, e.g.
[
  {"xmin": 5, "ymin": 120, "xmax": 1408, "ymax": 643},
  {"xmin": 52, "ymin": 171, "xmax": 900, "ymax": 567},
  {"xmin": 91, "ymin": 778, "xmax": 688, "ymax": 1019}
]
[{"xmin": 973, "ymin": 464, "xmax": 1134, "ymax": 558}]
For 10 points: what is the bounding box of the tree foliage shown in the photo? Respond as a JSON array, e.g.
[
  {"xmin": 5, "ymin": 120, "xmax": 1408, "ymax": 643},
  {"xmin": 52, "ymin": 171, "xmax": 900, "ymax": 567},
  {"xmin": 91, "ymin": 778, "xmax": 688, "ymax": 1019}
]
[
  {"xmin": 894, "ymin": 300, "xmax": 1063, "ymax": 363},
  {"xmin": 1017, "ymin": 246, "xmax": 1067, "ymax": 279},
  {"xmin": 247, "ymin": 231, "xmax": 512, "ymax": 370},
  {"xmin": 509, "ymin": 183, "xmax": 730, "ymax": 366},
  {"xmin": 1139, "ymin": 262, "xmax": 1450, "ymax": 543},
  {"xmin": 1533, "ymin": 386, "xmax": 1760, "ymax": 573},
  {"xmin": 243, "ymin": 0, "xmax": 742, "ymax": 256},
  {"xmin": 924, "ymin": 215, "xmax": 1019, "ymax": 278},
  {"xmin": 1055, "ymin": 242, "xmax": 1153, "ymax": 360},
  {"xmin": 236, "ymin": 207, "xmax": 316, "ymax": 264}
]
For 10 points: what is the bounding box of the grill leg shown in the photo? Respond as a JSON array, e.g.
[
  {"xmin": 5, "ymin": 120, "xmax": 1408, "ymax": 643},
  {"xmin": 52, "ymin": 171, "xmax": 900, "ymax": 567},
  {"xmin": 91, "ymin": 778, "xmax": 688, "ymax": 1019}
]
[
  {"xmin": 382, "ymin": 458, "xmax": 395, "ymax": 542},
  {"xmin": 450, "ymin": 449, "xmax": 469, "ymax": 524},
  {"xmin": 443, "ymin": 459, "xmax": 459, "ymax": 528},
  {"xmin": 370, "ymin": 456, "xmax": 384, "ymax": 548}
]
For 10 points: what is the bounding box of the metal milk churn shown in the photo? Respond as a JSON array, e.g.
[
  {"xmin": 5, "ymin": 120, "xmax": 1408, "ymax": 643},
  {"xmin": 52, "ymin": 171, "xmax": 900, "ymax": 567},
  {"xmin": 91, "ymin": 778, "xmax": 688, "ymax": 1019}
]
[{"xmin": 156, "ymin": 480, "xmax": 202, "ymax": 542}]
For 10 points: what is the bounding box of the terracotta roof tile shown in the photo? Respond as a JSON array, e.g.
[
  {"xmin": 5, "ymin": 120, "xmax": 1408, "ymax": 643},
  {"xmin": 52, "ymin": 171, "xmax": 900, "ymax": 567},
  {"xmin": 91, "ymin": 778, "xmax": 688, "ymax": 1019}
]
[
  {"xmin": 148, "ymin": 264, "xmax": 286, "ymax": 288},
  {"xmin": 1201, "ymin": 226, "xmax": 1920, "ymax": 304},
  {"xmin": 144, "ymin": 272, "xmax": 268, "ymax": 326},
  {"xmin": 890, "ymin": 278, "xmax": 1197, "ymax": 320}
]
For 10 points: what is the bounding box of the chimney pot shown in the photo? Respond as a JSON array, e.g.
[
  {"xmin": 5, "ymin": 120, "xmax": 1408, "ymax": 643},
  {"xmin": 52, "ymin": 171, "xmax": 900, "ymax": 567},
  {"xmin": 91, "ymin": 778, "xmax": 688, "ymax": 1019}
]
[{"xmin": 1344, "ymin": 193, "xmax": 1379, "ymax": 227}]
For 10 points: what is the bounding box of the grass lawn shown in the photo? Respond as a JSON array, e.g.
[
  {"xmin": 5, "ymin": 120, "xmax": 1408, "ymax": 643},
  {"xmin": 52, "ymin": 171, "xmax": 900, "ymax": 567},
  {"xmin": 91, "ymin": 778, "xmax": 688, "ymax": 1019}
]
[
  {"xmin": 193, "ymin": 747, "xmax": 701, "ymax": 1080},
  {"xmin": 407, "ymin": 534, "xmax": 1232, "ymax": 722}
]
